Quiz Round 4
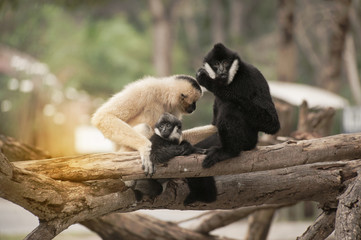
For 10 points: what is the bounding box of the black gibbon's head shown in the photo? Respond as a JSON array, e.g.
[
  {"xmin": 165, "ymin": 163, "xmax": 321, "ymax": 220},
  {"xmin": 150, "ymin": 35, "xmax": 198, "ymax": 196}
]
[
  {"xmin": 154, "ymin": 113, "xmax": 182, "ymax": 142},
  {"xmin": 203, "ymin": 43, "xmax": 240, "ymax": 86},
  {"xmin": 175, "ymin": 75, "xmax": 202, "ymax": 114}
]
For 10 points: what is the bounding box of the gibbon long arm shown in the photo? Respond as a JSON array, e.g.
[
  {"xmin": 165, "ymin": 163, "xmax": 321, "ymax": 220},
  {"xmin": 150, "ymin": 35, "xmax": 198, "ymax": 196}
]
[
  {"xmin": 182, "ymin": 125, "xmax": 218, "ymax": 145},
  {"xmin": 92, "ymin": 91, "xmax": 153, "ymax": 173}
]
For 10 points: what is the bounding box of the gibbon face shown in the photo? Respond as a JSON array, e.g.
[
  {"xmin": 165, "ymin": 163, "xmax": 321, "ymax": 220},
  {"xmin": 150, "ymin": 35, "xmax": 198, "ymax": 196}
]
[
  {"xmin": 175, "ymin": 75, "xmax": 202, "ymax": 114},
  {"xmin": 203, "ymin": 43, "xmax": 240, "ymax": 86},
  {"xmin": 154, "ymin": 113, "xmax": 182, "ymax": 141}
]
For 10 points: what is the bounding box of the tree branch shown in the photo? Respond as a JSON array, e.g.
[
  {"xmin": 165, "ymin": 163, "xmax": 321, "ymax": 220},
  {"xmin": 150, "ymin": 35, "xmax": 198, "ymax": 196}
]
[
  {"xmin": 82, "ymin": 213, "xmax": 236, "ymax": 240},
  {"xmin": 296, "ymin": 210, "xmax": 336, "ymax": 240},
  {"xmin": 335, "ymin": 171, "xmax": 361, "ymax": 239},
  {"xmin": 12, "ymin": 133, "xmax": 361, "ymax": 181}
]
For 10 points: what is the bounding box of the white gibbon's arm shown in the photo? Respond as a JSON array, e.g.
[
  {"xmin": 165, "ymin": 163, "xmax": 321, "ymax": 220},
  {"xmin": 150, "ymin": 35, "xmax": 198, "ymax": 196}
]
[
  {"xmin": 91, "ymin": 92, "xmax": 154, "ymax": 174},
  {"xmin": 182, "ymin": 124, "xmax": 218, "ymax": 145}
]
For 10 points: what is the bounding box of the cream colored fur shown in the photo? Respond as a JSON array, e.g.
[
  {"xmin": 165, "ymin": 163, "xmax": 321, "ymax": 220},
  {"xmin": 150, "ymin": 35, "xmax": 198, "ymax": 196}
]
[
  {"xmin": 182, "ymin": 124, "xmax": 218, "ymax": 145},
  {"xmin": 92, "ymin": 75, "xmax": 203, "ymax": 174}
]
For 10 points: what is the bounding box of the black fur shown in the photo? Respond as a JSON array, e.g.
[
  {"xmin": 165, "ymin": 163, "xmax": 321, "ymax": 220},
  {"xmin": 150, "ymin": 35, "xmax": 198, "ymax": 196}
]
[
  {"xmin": 150, "ymin": 113, "xmax": 204, "ymax": 165},
  {"xmin": 197, "ymin": 43, "xmax": 280, "ymax": 168},
  {"xmin": 176, "ymin": 75, "xmax": 202, "ymax": 93},
  {"xmin": 184, "ymin": 43, "xmax": 280, "ymax": 205}
]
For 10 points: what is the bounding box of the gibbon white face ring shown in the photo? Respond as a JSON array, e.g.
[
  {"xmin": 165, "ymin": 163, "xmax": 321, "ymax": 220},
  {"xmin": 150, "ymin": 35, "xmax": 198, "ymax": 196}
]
[
  {"xmin": 204, "ymin": 62, "xmax": 216, "ymax": 79},
  {"xmin": 227, "ymin": 59, "xmax": 239, "ymax": 85}
]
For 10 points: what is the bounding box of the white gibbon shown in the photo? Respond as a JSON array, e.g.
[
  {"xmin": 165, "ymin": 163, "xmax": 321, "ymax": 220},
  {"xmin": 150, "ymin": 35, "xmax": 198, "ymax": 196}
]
[{"xmin": 92, "ymin": 75, "xmax": 217, "ymax": 175}]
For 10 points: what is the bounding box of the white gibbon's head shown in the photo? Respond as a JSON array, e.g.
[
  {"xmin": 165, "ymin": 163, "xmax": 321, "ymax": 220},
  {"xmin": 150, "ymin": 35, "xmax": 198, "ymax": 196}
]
[{"xmin": 174, "ymin": 75, "xmax": 203, "ymax": 114}]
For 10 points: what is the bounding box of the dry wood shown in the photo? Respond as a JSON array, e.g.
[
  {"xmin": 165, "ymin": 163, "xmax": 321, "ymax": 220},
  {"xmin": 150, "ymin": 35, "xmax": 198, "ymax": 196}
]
[
  {"xmin": 297, "ymin": 210, "xmax": 336, "ymax": 240},
  {"xmin": 0, "ymin": 135, "xmax": 50, "ymax": 162},
  {"xmin": 82, "ymin": 212, "xmax": 235, "ymax": 240},
  {"xmin": 245, "ymin": 209, "xmax": 276, "ymax": 240},
  {"xmin": 2, "ymin": 152, "xmax": 360, "ymax": 238},
  {"xmin": 2, "ymin": 134, "xmax": 361, "ymax": 239},
  {"xmin": 13, "ymin": 133, "xmax": 361, "ymax": 181},
  {"xmin": 191, "ymin": 204, "xmax": 288, "ymax": 234},
  {"xmin": 335, "ymin": 172, "xmax": 361, "ymax": 240}
]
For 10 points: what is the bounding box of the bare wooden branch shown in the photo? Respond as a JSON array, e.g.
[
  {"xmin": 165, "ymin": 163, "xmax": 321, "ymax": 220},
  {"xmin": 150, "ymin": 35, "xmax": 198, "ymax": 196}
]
[
  {"xmin": 191, "ymin": 204, "xmax": 288, "ymax": 234},
  {"xmin": 297, "ymin": 210, "xmax": 336, "ymax": 240},
  {"xmin": 335, "ymin": 172, "xmax": 361, "ymax": 239},
  {"xmin": 2, "ymin": 134, "xmax": 361, "ymax": 238},
  {"xmin": 0, "ymin": 135, "xmax": 50, "ymax": 162},
  {"xmin": 13, "ymin": 133, "xmax": 361, "ymax": 182},
  {"xmin": 82, "ymin": 213, "xmax": 235, "ymax": 240},
  {"xmin": 245, "ymin": 209, "xmax": 276, "ymax": 240}
]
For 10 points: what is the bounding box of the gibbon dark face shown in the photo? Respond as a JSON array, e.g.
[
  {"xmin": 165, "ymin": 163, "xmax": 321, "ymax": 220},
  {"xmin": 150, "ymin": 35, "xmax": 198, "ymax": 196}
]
[
  {"xmin": 175, "ymin": 75, "xmax": 202, "ymax": 114},
  {"xmin": 154, "ymin": 112, "xmax": 182, "ymax": 141},
  {"xmin": 181, "ymin": 93, "xmax": 197, "ymax": 114},
  {"xmin": 203, "ymin": 43, "xmax": 240, "ymax": 86}
]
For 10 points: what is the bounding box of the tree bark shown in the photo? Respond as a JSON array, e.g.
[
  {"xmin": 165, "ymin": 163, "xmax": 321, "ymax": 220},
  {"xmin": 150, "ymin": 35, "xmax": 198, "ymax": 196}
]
[
  {"xmin": 82, "ymin": 212, "xmax": 235, "ymax": 240},
  {"xmin": 335, "ymin": 172, "xmax": 361, "ymax": 240},
  {"xmin": 319, "ymin": 0, "xmax": 351, "ymax": 92},
  {"xmin": 210, "ymin": 0, "xmax": 225, "ymax": 43},
  {"xmin": 277, "ymin": 0, "xmax": 297, "ymax": 82},
  {"xmin": 344, "ymin": 32, "xmax": 361, "ymax": 105},
  {"xmin": 149, "ymin": 0, "xmax": 178, "ymax": 76},
  {"xmin": 245, "ymin": 209, "xmax": 276, "ymax": 240},
  {"xmin": 2, "ymin": 134, "xmax": 361, "ymax": 238},
  {"xmin": 12, "ymin": 133, "xmax": 361, "ymax": 182},
  {"xmin": 297, "ymin": 210, "xmax": 336, "ymax": 240},
  {"xmin": 190, "ymin": 204, "xmax": 288, "ymax": 234}
]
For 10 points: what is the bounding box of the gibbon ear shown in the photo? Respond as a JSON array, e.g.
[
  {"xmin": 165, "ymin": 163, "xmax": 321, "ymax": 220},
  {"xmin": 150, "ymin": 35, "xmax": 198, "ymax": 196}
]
[{"xmin": 227, "ymin": 59, "xmax": 239, "ymax": 85}]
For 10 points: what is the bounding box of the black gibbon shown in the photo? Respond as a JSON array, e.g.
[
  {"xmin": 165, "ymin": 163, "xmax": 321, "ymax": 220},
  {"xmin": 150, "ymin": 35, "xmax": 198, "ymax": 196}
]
[
  {"xmin": 92, "ymin": 75, "xmax": 204, "ymax": 176},
  {"xmin": 184, "ymin": 43, "xmax": 280, "ymax": 205},
  {"xmin": 196, "ymin": 43, "xmax": 280, "ymax": 168}
]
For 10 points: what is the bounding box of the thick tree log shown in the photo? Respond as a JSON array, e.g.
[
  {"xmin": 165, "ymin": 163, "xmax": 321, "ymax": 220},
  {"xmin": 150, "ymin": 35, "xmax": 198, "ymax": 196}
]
[
  {"xmin": 2, "ymin": 151, "xmax": 360, "ymax": 233},
  {"xmin": 13, "ymin": 133, "xmax": 361, "ymax": 181},
  {"xmin": 297, "ymin": 210, "xmax": 336, "ymax": 240},
  {"xmin": 335, "ymin": 172, "xmax": 361, "ymax": 239},
  {"xmin": 82, "ymin": 213, "xmax": 235, "ymax": 240}
]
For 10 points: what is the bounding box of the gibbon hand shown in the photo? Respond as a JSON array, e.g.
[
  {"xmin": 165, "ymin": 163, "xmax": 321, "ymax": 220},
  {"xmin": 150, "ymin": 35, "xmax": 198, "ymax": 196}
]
[{"xmin": 139, "ymin": 143, "xmax": 154, "ymax": 176}]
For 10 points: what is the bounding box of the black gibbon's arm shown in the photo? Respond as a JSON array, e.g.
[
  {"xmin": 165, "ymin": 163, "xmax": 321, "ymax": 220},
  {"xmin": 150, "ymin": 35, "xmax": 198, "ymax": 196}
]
[
  {"xmin": 150, "ymin": 140, "xmax": 205, "ymax": 164},
  {"xmin": 197, "ymin": 67, "xmax": 280, "ymax": 134}
]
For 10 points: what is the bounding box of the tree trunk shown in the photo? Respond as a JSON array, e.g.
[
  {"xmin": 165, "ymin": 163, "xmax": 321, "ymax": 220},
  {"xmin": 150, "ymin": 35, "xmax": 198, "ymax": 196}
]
[
  {"xmin": 229, "ymin": 0, "xmax": 244, "ymax": 44},
  {"xmin": 210, "ymin": 0, "xmax": 225, "ymax": 43},
  {"xmin": 344, "ymin": 32, "xmax": 361, "ymax": 105},
  {"xmin": 277, "ymin": 0, "xmax": 297, "ymax": 82},
  {"xmin": 149, "ymin": 0, "xmax": 177, "ymax": 76},
  {"xmin": 319, "ymin": 0, "xmax": 351, "ymax": 92}
]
